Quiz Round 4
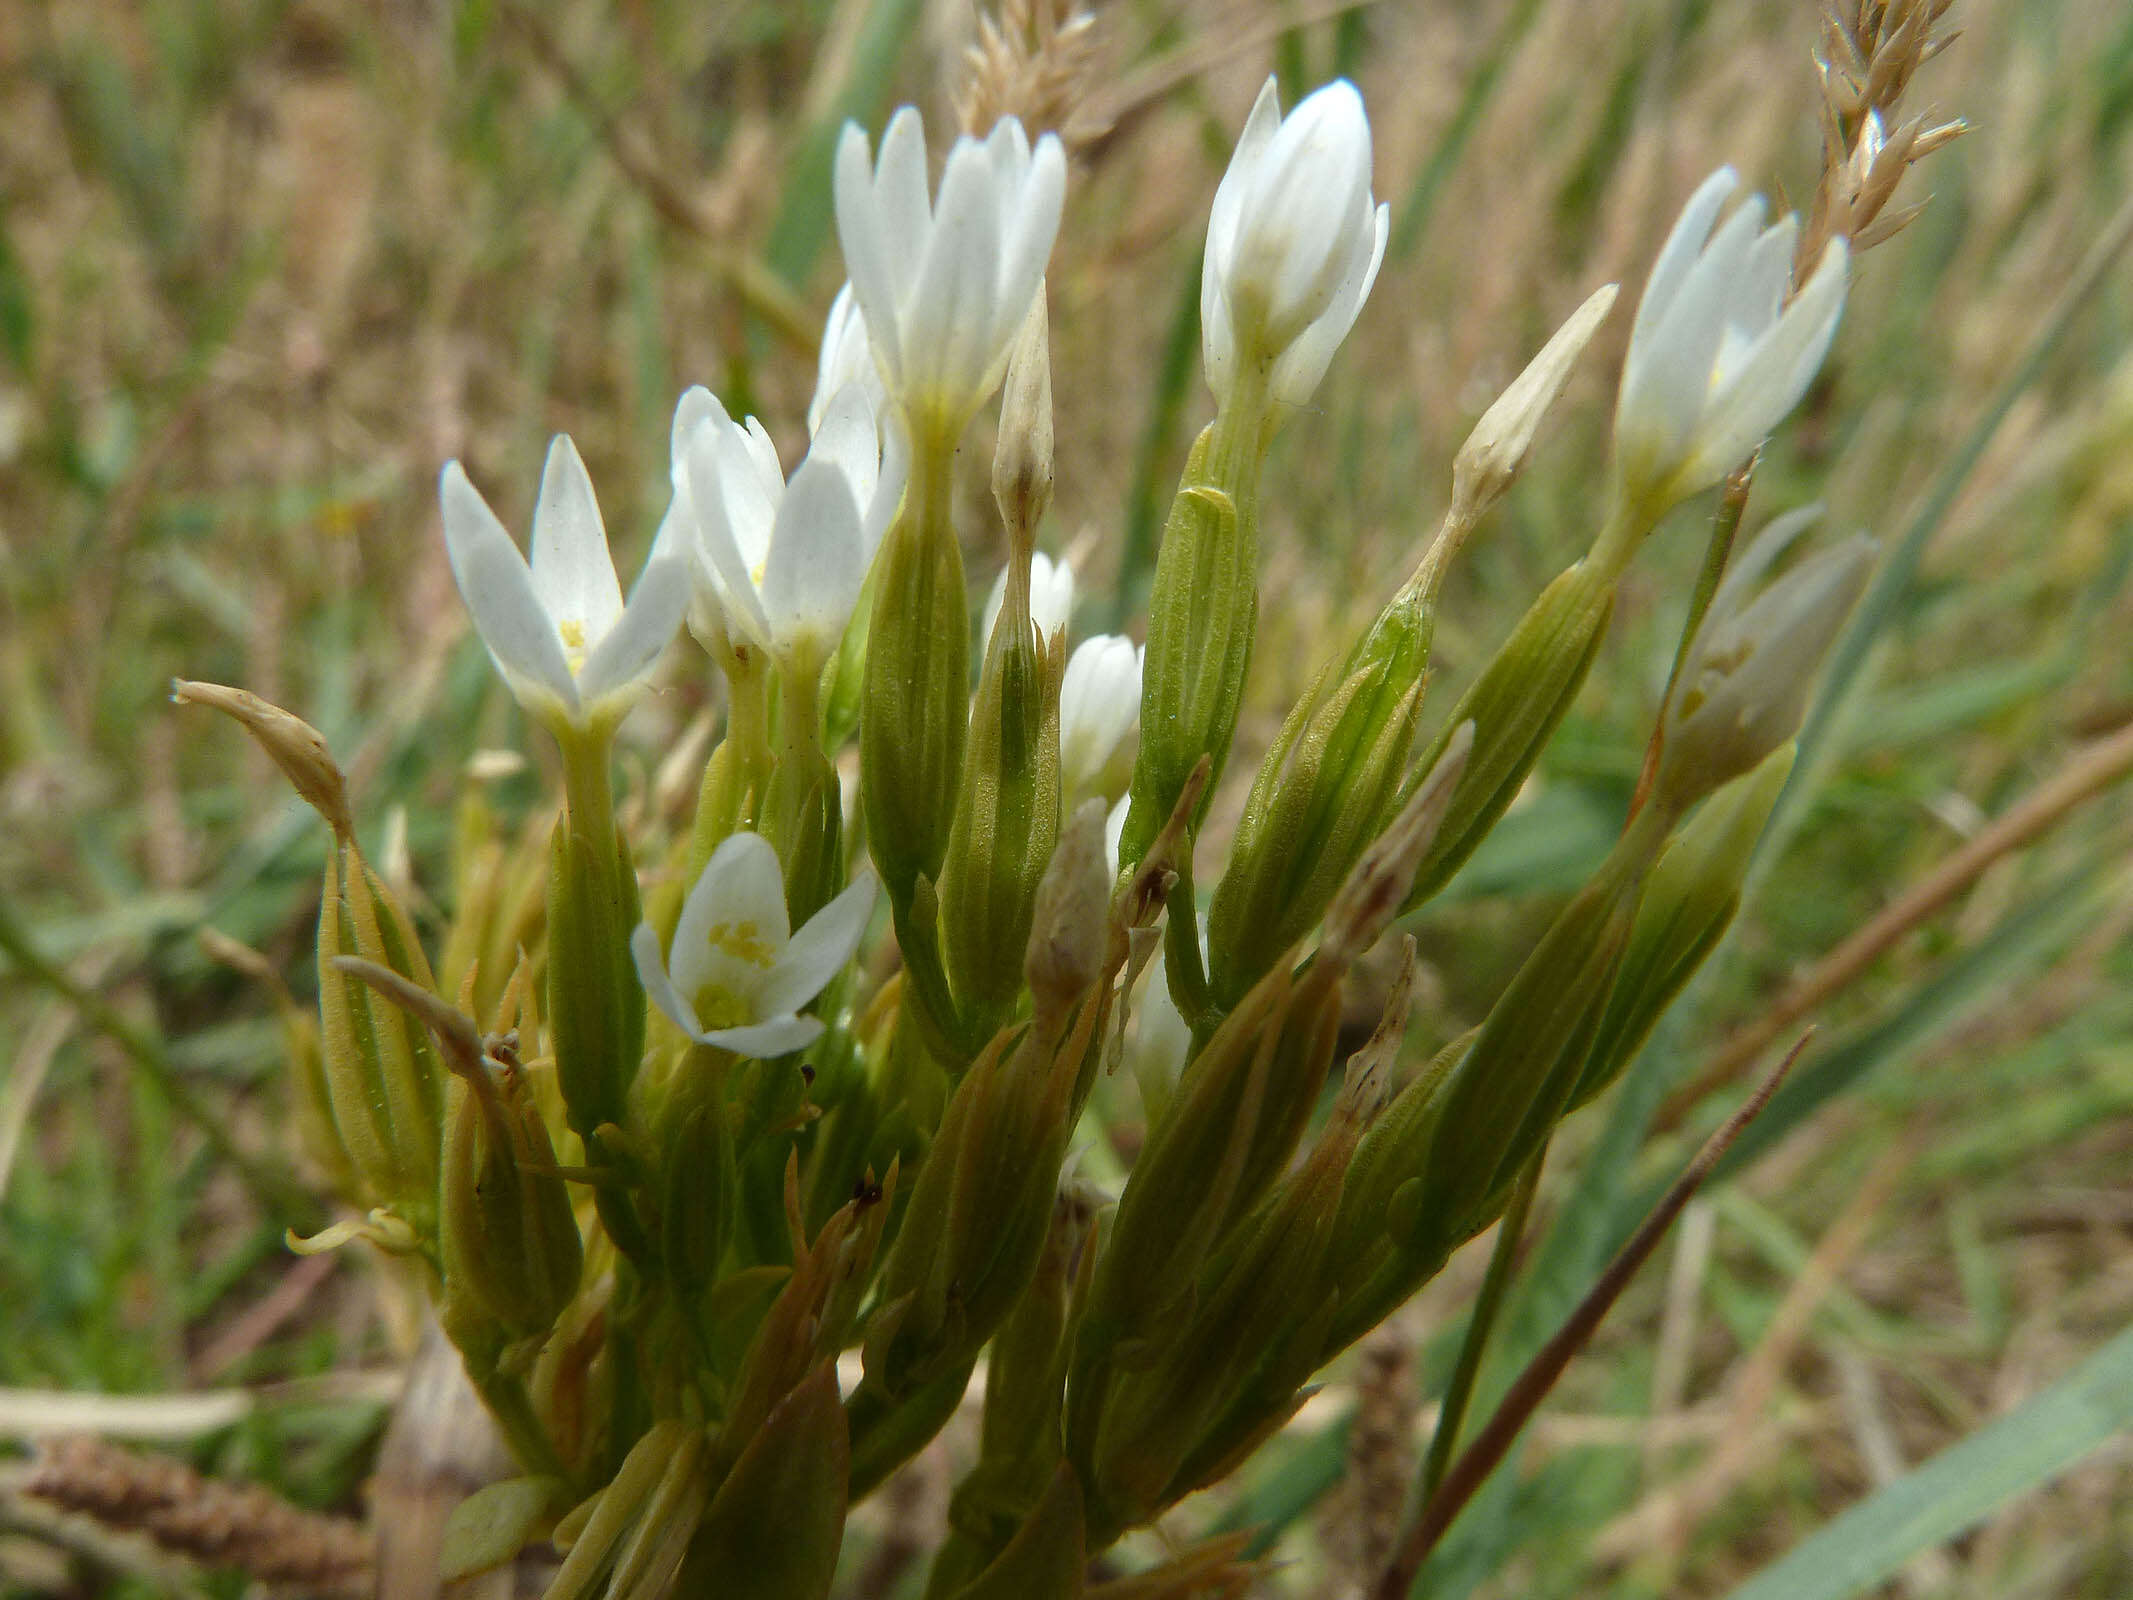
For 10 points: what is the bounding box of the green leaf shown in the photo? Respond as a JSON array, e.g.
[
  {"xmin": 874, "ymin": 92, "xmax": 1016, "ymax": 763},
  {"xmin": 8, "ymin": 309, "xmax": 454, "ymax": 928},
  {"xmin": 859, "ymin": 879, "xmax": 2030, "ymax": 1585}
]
[
  {"xmin": 1721, "ymin": 1320, "xmax": 2133, "ymax": 1600},
  {"xmin": 439, "ymin": 1476, "xmax": 561, "ymax": 1581}
]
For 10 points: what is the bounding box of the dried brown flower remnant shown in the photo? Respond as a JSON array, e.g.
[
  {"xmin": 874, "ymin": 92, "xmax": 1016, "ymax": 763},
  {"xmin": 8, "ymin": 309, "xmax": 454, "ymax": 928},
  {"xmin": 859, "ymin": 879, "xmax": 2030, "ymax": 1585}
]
[
  {"xmin": 1800, "ymin": 0, "xmax": 1967, "ymax": 276},
  {"xmin": 23, "ymin": 1436, "xmax": 373, "ymax": 1597},
  {"xmin": 957, "ymin": 0, "xmax": 1108, "ymax": 152}
]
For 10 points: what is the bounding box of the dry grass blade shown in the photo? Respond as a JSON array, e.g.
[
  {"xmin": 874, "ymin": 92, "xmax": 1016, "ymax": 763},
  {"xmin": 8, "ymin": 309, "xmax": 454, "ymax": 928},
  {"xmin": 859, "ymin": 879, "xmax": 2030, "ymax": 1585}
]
[{"xmin": 1368, "ymin": 1034, "xmax": 1815, "ymax": 1600}]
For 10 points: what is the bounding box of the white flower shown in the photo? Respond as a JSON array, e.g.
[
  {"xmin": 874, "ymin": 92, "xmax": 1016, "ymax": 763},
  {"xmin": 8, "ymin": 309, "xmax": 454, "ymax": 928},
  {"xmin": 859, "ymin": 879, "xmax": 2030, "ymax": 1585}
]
[
  {"xmin": 1657, "ymin": 508, "xmax": 1874, "ymax": 803},
  {"xmin": 981, "ymin": 550, "xmax": 1075, "ymax": 648},
  {"xmin": 631, "ymin": 832, "xmax": 877, "ymax": 1057},
  {"xmin": 808, "ymin": 283, "xmax": 890, "ymax": 440},
  {"xmin": 1059, "ymin": 635, "xmax": 1142, "ymax": 798},
  {"xmin": 1615, "ymin": 168, "xmax": 1849, "ymax": 514},
  {"xmin": 833, "ymin": 108, "xmax": 1066, "ymax": 436},
  {"xmin": 679, "ymin": 384, "xmax": 903, "ymax": 672},
  {"xmin": 1202, "ymin": 77, "xmax": 1389, "ymax": 411},
  {"xmin": 440, "ymin": 436, "xmax": 687, "ymax": 732}
]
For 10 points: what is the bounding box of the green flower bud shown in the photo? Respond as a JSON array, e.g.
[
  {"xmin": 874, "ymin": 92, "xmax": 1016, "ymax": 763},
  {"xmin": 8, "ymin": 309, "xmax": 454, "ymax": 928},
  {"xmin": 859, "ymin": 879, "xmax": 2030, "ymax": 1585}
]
[
  {"xmin": 440, "ymin": 1051, "xmax": 585, "ymax": 1344},
  {"xmin": 927, "ymin": 1189, "xmax": 1099, "ymax": 1599},
  {"xmin": 1116, "ymin": 386, "xmax": 1270, "ymax": 868},
  {"xmin": 547, "ymin": 732, "xmax": 645, "ymax": 1142},
  {"xmin": 1569, "ymin": 742, "xmax": 1793, "ymax": 1111},
  {"xmin": 939, "ymin": 575, "xmax": 1065, "ymax": 1035},
  {"xmin": 1405, "ymin": 803, "xmax": 1667, "ymax": 1253},
  {"xmin": 317, "ymin": 840, "xmax": 445, "ymax": 1235},
  {"xmin": 1399, "ymin": 559, "xmax": 1615, "ymax": 913},
  {"xmin": 1207, "ymin": 584, "xmax": 1430, "ymax": 1006},
  {"xmin": 653, "ymin": 1049, "xmax": 738, "ymax": 1342},
  {"xmin": 862, "ymin": 444, "xmax": 970, "ymax": 932}
]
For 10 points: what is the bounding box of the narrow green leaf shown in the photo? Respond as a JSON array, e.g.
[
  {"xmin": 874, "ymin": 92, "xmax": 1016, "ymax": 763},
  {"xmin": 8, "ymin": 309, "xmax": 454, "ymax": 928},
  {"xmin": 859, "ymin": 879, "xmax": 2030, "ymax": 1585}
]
[{"xmin": 1721, "ymin": 1320, "xmax": 2133, "ymax": 1600}]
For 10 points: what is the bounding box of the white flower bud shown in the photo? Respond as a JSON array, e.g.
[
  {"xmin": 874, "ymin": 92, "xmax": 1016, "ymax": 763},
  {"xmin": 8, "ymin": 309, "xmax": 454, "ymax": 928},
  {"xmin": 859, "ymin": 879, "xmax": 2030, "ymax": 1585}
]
[
  {"xmin": 1202, "ymin": 78, "xmax": 1390, "ymax": 411},
  {"xmin": 1058, "ymin": 634, "xmax": 1143, "ymax": 800}
]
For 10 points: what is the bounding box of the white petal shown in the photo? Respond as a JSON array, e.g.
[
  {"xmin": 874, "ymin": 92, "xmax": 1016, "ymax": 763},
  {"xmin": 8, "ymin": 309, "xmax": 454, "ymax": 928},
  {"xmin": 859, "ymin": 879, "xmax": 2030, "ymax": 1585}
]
[
  {"xmin": 903, "ymin": 137, "xmax": 1002, "ymax": 410},
  {"xmin": 670, "ymin": 831, "xmax": 792, "ymax": 1002},
  {"xmin": 685, "ymin": 418, "xmax": 776, "ymax": 651},
  {"xmin": 1245, "ymin": 80, "xmax": 1373, "ymax": 337},
  {"xmin": 759, "ymin": 455, "xmax": 867, "ymax": 661},
  {"xmin": 528, "ymin": 436, "xmax": 624, "ymax": 640},
  {"xmin": 754, "ymin": 869, "xmax": 878, "ymax": 1021},
  {"xmin": 576, "ymin": 519, "xmax": 689, "ymax": 703},
  {"xmin": 695, "ymin": 1013, "xmax": 825, "ymax": 1058},
  {"xmin": 1705, "ymin": 504, "xmax": 1825, "ymax": 625},
  {"xmin": 982, "ymin": 550, "xmax": 1073, "ymax": 646},
  {"xmin": 632, "ymin": 922, "xmax": 706, "ymax": 1037},
  {"xmin": 1619, "ymin": 196, "xmax": 1765, "ymax": 472},
  {"xmin": 440, "ymin": 462, "xmax": 580, "ymax": 715},
  {"xmin": 863, "ymin": 416, "xmax": 910, "ymax": 558},
  {"xmin": 1205, "ymin": 77, "xmax": 1284, "ymax": 297},
  {"xmin": 672, "ymin": 387, "xmax": 726, "ymax": 476},
  {"xmin": 809, "ymin": 285, "xmax": 882, "ymax": 438},
  {"xmin": 990, "ymin": 133, "xmax": 1067, "ymax": 367},
  {"xmin": 875, "ymin": 107, "xmax": 934, "ymax": 305},
  {"xmin": 1626, "ymin": 167, "xmax": 1737, "ymax": 365},
  {"xmin": 835, "ymin": 123, "xmax": 905, "ymax": 389},
  {"xmin": 1684, "ymin": 237, "xmax": 1848, "ymax": 487},
  {"xmin": 1269, "ymin": 200, "xmax": 1387, "ymax": 409},
  {"xmin": 807, "ymin": 383, "xmax": 882, "ymax": 509},
  {"xmin": 1059, "ymin": 634, "xmax": 1143, "ymax": 793}
]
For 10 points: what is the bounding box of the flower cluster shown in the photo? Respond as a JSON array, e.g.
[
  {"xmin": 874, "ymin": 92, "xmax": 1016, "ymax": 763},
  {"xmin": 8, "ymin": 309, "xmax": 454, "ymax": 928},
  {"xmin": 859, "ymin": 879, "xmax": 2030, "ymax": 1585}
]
[{"xmin": 191, "ymin": 59, "xmax": 1884, "ymax": 1600}]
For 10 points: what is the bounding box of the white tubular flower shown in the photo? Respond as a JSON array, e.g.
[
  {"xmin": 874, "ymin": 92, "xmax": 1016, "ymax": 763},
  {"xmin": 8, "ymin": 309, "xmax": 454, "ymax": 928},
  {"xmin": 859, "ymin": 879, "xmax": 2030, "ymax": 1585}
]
[
  {"xmin": 833, "ymin": 108, "xmax": 1067, "ymax": 438},
  {"xmin": 808, "ymin": 283, "xmax": 890, "ymax": 440},
  {"xmin": 1059, "ymin": 635, "xmax": 1142, "ymax": 798},
  {"xmin": 1202, "ymin": 77, "xmax": 1390, "ymax": 411},
  {"xmin": 1657, "ymin": 511, "xmax": 1875, "ymax": 805},
  {"xmin": 680, "ymin": 384, "xmax": 902, "ymax": 672},
  {"xmin": 440, "ymin": 436, "xmax": 687, "ymax": 733},
  {"xmin": 1615, "ymin": 167, "xmax": 1850, "ymax": 515},
  {"xmin": 982, "ymin": 550, "xmax": 1075, "ymax": 647},
  {"xmin": 631, "ymin": 832, "xmax": 877, "ymax": 1058}
]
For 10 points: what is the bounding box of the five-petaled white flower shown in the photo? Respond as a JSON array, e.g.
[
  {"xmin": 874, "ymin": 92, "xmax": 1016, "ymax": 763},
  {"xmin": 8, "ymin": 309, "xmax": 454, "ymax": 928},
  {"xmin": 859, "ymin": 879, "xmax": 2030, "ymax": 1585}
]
[
  {"xmin": 833, "ymin": 108, "xmax": 1066, "ymax": 439},
  {"xmin": 631, "ymin": 832, "xmax": 877, "ymax": 1058},
  {"xmin": 1059, "ymin": 634, "xmax": 1143, "ymax": 799},
  {"xmin": 1202, "ymin": 77, "xmax": 1389, "ymax": 412},
  {"xmin": 1615, "ymin": 167, "xmax": 1849, "ymax": 516},
  {"xmin": 678, "ymin": 383, "xmax": 902, "ymax": 675},
  {"xmin": 440, "ymin": 436, "xmax": 688, "ymax": 733},
  {"xmin": 1658, "ymin": 506, "xmax": 1874, "ymax": 803}
]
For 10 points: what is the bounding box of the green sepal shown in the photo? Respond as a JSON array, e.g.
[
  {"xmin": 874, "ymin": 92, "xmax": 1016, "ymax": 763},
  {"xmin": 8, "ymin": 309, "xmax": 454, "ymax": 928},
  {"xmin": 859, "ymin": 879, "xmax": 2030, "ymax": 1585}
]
[
  {"xmin": 1401, "ymin": 560, "xmax": 1615, "ymax": 912},
  {"xmin": 944, "ymin": 1465, "xmax": 1085, "ymax": 1600},
  {"xmin": 1207, "ymin": 583, "xmax": 1431, "ymax": 1006},
  {"xmin": 545, "ymin": 754, "xmax": 645, "ymax": 1140},
  {"xmin": 940, "ymin": 613, "xmax": 1064, "ymax": 1038},
  {"xmin": 684, "ymin": 1363, "xmax": 849, "ymax": 1600},
  {"xmin": 1569, "ymin": 743, "xmax": 1794, "ymax": 1111}
]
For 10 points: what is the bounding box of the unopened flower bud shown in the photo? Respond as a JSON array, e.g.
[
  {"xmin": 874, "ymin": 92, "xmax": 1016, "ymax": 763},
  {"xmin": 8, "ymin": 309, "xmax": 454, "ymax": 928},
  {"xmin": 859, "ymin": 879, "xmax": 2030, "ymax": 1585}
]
[
  {"xmin": 1449, "ymin": 282, "xmax": 1617, "ymax": 531},
  {"xmin": 993, "ymin": 287, "xmax": 1055, "ymax": 540},
  {"xmin": 1024, "ymin": 799, "xmax": 1112, "ymax": 1032},
  {"xmin": 1655, "ymin": 523, "xmax": 1874, "ymax": 809}
]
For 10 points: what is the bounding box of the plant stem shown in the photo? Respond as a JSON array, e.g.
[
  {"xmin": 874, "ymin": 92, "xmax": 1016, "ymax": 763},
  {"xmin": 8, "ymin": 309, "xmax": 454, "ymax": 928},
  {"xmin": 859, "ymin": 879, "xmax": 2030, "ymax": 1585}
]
[{"xmin": 1416, "ymin": 1146, "xmax": 1545, "ymax": 1507}]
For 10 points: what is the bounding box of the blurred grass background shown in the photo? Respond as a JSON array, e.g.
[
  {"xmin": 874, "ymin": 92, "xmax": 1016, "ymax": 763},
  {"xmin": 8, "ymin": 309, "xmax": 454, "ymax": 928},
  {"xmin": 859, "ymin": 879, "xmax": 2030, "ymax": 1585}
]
[{"xmin": 2, "ymin": 0, "xmax": 2132, "ymax": 1595}]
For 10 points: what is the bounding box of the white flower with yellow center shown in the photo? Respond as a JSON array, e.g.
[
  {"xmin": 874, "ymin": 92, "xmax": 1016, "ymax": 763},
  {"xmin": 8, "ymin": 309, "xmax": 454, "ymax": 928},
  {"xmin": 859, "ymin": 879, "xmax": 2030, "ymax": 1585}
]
[
  {"xmin": 440, "ymin": 435, "xmax": 687, "ymax": 733},
  {"xmin": 631, "ymin": 832, "xmax": 878, "ymax": 1058},
  {"xmin": 833, "ymin": 108, "xmax": 1066, "ymax": 440}
]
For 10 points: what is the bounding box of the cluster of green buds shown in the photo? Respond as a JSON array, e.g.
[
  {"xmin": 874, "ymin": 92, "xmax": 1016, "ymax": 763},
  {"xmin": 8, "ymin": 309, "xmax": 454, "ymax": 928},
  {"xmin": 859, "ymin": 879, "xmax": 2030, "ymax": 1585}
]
[{"xmin": 181, "ymin": 57, "xmax": 1880, "ymax": 1600}]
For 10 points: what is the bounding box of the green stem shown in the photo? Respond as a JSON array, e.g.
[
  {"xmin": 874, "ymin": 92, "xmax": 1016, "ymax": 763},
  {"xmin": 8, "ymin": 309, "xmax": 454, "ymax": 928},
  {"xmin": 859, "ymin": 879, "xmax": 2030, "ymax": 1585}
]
[
  {"xmin": 1417, "ymin": 1147, "xmax": 1544, "ymax": 1506},
  {"xmin": 477, "ymin": 1366, "xmax": 577, "ymax": 1491}
]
